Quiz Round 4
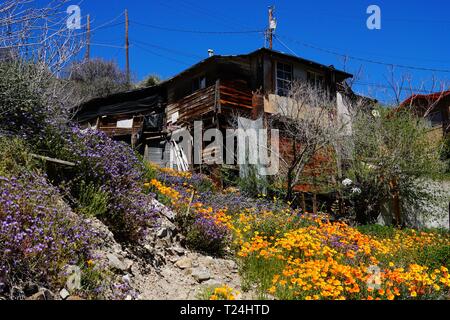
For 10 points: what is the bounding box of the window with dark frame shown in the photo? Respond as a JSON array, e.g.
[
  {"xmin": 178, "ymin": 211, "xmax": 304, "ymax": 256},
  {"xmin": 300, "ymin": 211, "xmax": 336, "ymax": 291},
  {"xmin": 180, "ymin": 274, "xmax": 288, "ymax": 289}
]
[
  {"xmin": 192, "ymin": 76, "xmax": 206, "ymax": 92},
  {"xmin": 427, "ymin": 110, "xmax": 443, "ymax": 128},
  {"xmin": 276, "ymin": 62, "xmax": 293, "ymax": 97},
  {"xmin": 307, "ymin": 71, "xmax": 324, "ymax": 89}
]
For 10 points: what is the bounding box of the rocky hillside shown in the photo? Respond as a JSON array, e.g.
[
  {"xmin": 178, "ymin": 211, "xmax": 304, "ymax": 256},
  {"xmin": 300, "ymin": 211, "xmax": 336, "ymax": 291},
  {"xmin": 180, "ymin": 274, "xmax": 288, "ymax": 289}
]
[{"xmin": 1, "ymin": 193, "xmax": 251, "ymax": 300}]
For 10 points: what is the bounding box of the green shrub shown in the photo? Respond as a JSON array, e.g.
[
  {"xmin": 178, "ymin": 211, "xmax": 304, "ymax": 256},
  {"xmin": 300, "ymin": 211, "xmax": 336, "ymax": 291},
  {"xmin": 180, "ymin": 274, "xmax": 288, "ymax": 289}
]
[
  {"xmin": 357, "ymin": 225, "xmax": 397, "ymax": 238},
  {"xmin": 219, "ymin": 166, "xmax": 239, "ymax": 189},
  {"xmin": 0, "ymin": 136, "xmax": 38, "ymax": 176},
  {"xmin": 77, "ymin": 181, "xmax": 109, "ymax": 218},
  {"xmin": 194, "ymin": 177, "xmax": 215, "ymax": 194},
  {"xmin": 238, "ymin": 165, "xmax": 270, "ymax": 198},
  {"xmin": 415, "ymin": 244, "xmax": 450, "ymax": 270},
  {"xmin": 251, "ymin": 213, "xmax": 304, "ymax": 239}
]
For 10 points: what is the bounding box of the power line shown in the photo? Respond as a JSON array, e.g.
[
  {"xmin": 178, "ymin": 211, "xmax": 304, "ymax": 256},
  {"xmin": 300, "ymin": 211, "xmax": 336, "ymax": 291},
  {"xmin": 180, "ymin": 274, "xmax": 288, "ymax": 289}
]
[
  {"xmin": 276, "ymin": 34, "xmax": 450, "ymax": 74},
  {"xmin": 88, "ymin": 12, "xmax": 125, "ymax": 34},
  {"xmin": 130, "ymin": 20, "xmax": 264, "ymax": 35},
  {"xmin": 132, "ymin": 39, "xmax": 203, "ymax": 60},
  {"xmin": 133, "ymin": 43, "xmax": 190, "ymax": 66},
  {"xmin": 274, "ymin": 35, "xmax": 298, "ymax": 57},
  {"xmin": 91, "ymin": 21, "xmax": 125, "ymax": 33},
  {"xmin": 90, "ymin": 43, "xmax": 125, "ymax": 49}
]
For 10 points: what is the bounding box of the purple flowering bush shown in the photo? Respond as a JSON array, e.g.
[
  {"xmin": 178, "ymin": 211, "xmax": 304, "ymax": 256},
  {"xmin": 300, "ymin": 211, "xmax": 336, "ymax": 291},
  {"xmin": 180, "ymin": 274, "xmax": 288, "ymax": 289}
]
[
  {"xmin": 0, "ymin": 173, "xmax": 97, "ymax": 292},
  {"xmin": 151, "ymin": 169, "xmax": 231, "ymax": 255},
  {"xmin": 187, "ymin": 216, "xmax": 230, "ymax": 256},
  {"xmin": 50, "ymin": 127, "xmax": 157, "ymax": 243}
]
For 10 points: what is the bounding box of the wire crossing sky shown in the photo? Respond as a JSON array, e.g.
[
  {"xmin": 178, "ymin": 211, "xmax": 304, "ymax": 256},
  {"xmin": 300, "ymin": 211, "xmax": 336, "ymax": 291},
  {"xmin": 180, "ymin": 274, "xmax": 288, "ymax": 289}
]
[{"xmin": 70, "ymin": 0, "xmax": 450, "ymax": 103}]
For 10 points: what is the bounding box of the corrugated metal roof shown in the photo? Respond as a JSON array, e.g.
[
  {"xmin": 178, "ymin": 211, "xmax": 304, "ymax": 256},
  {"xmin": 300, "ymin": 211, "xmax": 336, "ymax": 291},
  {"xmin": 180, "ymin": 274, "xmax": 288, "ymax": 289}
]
[{"xmin": 401, "ymin": 90, "xmax": 450, "ymax": 107}]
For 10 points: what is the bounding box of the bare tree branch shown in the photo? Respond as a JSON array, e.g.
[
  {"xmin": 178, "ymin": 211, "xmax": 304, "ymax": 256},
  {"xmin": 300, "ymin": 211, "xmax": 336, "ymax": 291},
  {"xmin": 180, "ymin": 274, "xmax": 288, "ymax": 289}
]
[{"xmin": 267, "ymin": 81, "xmax": 349, "ymax": 201}]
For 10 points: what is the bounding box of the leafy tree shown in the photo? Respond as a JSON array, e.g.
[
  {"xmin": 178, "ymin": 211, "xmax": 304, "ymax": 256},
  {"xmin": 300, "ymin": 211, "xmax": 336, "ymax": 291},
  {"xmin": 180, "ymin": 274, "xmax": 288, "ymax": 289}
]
[
  {"xmin": 69, "ymin": 59, "xmax": 130, "ymax": 102},
  {"xmin": 342, "ymin": 108, "xmax": 445, "ymax": 225},
  {"xmin": 138, "ymin": 74, "xmax": 162, "ymax": 87}
]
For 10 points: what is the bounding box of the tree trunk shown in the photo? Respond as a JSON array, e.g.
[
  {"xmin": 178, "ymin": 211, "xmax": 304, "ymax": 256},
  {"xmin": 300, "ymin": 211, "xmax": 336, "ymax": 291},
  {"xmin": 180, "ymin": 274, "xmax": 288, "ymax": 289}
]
[
  {"xmin": 313, "ymin": 193, "xmax": 318, "ymax": 215},
  {"xmin": 390, "ymin": 178, "xmax": 401, "ymax": 227},
  {"xmin": 286, "ymin": 168, "xmax": 294, "ymax": 203},
  {"xmin": 301, "ymin": 193, "xmax": 306, "ymax": 213}
]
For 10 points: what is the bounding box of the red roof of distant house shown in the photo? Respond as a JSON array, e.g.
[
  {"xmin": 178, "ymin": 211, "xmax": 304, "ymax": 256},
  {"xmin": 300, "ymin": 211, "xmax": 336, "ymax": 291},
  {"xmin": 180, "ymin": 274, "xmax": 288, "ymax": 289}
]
[{"xmin": 401, "ymin": 90, "xmax": 450, "ymax": 108}]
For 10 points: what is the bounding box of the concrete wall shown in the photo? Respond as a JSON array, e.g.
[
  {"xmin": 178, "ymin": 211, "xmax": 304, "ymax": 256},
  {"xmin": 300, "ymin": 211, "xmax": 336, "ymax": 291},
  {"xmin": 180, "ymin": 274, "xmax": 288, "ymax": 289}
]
[
  {"xmin": 378, "ymin": 180, "xmax": 450, "ymax": 230},
  {"xmin": 406, "ymin": 180, "xmax": 450, "ymax": 230}
]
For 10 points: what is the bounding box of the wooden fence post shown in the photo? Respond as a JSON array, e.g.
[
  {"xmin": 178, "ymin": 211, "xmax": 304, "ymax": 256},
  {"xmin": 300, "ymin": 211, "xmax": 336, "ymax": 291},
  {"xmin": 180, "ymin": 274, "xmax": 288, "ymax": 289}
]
[{"xmin": 313, "ymin": 193, "xmax": 318, "ymax": 215}]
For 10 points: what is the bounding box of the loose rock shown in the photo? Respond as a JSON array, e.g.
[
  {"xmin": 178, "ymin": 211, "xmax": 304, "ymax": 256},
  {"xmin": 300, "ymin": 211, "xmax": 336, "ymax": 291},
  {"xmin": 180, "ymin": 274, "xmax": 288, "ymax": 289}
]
[
  {"xmin": 59, "ymin": 288, "xmax": 70, "ymax": 300},
  {"xmin": 191, "ymin": 268, "xmax": 211, "ymax": 283},
  {"xmin": 107, "ymin": 253, "xmax": 128, "ymax": 272},
  {"xmin": 175, "ymin": 257, "xmax": 193, "ymax": 270}
]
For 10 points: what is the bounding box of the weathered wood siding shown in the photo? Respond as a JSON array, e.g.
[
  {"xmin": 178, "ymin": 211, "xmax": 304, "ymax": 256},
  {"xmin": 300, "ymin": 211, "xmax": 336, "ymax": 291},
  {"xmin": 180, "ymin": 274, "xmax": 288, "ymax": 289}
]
[
  {"xmin": 97, "ymin": 115, "xmax": 144, "ymax": 138},
  {"xmin": 166, "ymin": 85, "xmax": 217, "ymax": 126},
  {"xmin": 166, "ymin": 79, "xmax": 257, "ymax": 126}
]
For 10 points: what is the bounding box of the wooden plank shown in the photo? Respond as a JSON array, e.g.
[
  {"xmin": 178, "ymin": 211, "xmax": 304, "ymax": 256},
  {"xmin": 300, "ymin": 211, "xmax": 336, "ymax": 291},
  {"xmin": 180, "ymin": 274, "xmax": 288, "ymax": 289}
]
[
  {"xmin": 221, "ymin": 93, "xmax": 253, "ymax": 102},
  {"xmin": 219, "ymin": 100, "xmax": 253, "ymax": 109},
  {"xmin": 220, "ymin": 97, "xmax": 253, "ymax": 107},
  {"xmin": 30, "ymin": 154, "xmax": 76, "ymax": 167}
]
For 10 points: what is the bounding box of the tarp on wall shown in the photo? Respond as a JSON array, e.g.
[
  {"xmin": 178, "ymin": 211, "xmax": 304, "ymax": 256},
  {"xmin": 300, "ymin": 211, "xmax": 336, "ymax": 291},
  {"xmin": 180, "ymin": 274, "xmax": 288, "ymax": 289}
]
[
  {"xmin": 75, "ymin": 86, "xmax": 164, "ymax": 123},
  {"xmin": 143, "ymin": 113, "xmax": 164, "ymax": 131},
  {"xmin": 76, "ymin": 95, "xmax": 162, "ymax": 123}
]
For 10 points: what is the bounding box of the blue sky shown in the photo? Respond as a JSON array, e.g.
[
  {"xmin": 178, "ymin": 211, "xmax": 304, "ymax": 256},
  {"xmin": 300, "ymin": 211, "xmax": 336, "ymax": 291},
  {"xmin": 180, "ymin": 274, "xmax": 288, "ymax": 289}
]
[{"xmin": 72, "ymin": 0, "xmax": 450, "ymax": 103}]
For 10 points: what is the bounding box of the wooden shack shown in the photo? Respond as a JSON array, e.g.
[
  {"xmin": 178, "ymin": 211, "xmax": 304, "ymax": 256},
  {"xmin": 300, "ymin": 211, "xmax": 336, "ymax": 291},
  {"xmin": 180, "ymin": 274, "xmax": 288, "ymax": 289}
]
[{"xmin": 75, "ymin": 48, "xmax": 359, "ymax": 182}]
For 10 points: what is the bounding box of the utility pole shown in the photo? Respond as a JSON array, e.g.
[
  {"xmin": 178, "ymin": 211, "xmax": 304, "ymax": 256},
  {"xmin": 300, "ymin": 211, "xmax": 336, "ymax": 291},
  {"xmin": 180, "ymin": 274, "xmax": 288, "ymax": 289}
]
[
  {"xmin": 125, "ymin": 9, "xmax": 130, "ymax": 85},
  {"xmin": 266, "ymin": 6, "xmax": 276, "ymax": 50},
  {"xmin": 85, "ymin": 14, "xmax": 91, "ymax": 60}
]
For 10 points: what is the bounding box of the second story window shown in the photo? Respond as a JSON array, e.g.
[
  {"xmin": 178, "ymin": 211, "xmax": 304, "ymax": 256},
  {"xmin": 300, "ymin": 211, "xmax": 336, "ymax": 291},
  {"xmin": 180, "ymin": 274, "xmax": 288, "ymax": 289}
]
[
  {"xmin": 307, "ymin": 71, "xmax": 324, "ymax": 90},
  {"xmin": 427, "ymin": 109, "xmax": 443, "ymax": 128},
  {"xmin": 192, "ymin": 76, "xmax": 206, "ymax": 92},
  {"xmin": 276, "ymin": 62, "xmax": 293, "ymax": 96}
]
